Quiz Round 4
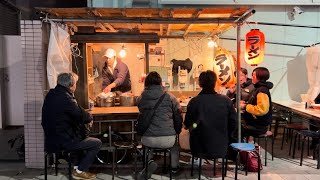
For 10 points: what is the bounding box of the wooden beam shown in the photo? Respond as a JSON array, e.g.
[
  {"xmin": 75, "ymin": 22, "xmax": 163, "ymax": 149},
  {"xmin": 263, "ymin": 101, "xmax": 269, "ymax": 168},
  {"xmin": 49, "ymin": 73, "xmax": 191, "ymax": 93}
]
[
  {"xmin": 210, "ymin": 24, "xmax": 228, "ymax": 37},
  {"xmin": 159, "ymin": 24, "xmax": 163, "ymax": 36},
  {"xmin": 97, "ymin": 23, "xmax": 108, "ymax": 32},
  {"xmin": 183, "ymin": 9, "xmax": 202, "ymax": 37},
  {"xmin": 166, "ymin": 24, "xmax": 171, "ymax": 36},
  {"xmin": 104, "ymin": 23, "xmax": 117, "ymax": 32},
  {"xmin": 71, "ymin": 33, "xmax": 159, "ymax": 43}
]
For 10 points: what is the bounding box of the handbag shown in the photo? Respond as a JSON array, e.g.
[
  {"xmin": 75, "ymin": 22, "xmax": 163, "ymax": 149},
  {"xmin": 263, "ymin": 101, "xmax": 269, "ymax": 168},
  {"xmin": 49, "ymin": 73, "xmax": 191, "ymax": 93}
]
[
  {"xmin": 136, "ymin": 93, "xmax": 166, "ymax": 135},
  {"xmin": 239, "ymin": 145, "xmax": 263, "ymax": 172}
]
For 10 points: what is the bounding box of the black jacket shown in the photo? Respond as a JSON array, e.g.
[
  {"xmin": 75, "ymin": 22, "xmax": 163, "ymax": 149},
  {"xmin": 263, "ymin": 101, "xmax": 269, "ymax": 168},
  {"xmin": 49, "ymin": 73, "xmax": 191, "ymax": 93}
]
[
  {"xmin": 42, "ymin": 85, "xmax": 91, "ymax": 152},
  {"xmin": 241, "ymin": 78, "xmax": 255, "ymax": 102},
  {"xmin": 243, "ymin": 81, "xmax": 273, "ymax": 127},
  {"xmin": 184, "ymin": 89, "xmax": 237, "ymax": 158}
]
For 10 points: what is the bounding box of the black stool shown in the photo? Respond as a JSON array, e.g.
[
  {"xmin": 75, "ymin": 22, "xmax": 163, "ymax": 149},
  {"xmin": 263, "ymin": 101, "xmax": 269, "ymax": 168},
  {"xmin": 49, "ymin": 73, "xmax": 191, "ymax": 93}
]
[
  {"xmin": 296, "ymin": 130, "xmax": 320, "ymax": 168},
  {"xmin": 252, "ymin": 130, "xmax": 274, "ymax": 166},
  {"xmin": 143, "ymin": 146, "xmax": 172, "ymax": 180},
  {"xmin": 44, "ymin": 150, "xmax": 72, "ymax": 180},
  {"xmin": 280, "ymin": 124, "xmax": 308, "ymax": 156},
  {"xmin": 114, "ymin": 141, "xmax": 138, "ymax": 178},
  {"xmin": 190, "ymin": 154, "xmax": 227, "ymax": 180},
  {"xmin": 230, "ymin": 143, "xmax": 261, "ymax": 180}
]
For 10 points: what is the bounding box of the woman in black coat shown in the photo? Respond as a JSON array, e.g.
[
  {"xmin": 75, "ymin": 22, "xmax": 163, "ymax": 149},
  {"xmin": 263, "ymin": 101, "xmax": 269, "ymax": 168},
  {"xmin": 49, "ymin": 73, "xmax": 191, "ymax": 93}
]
[{"xmin": 184, "ymin": 70, "xmax": 237, "ymax": 158}]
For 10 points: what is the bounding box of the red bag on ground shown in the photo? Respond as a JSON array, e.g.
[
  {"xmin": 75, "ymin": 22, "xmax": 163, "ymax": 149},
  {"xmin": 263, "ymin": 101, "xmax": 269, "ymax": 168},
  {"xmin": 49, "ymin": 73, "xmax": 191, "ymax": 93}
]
[{"xmin": 239, "ymin": 146, "xmax": 262, "ymax": 172}]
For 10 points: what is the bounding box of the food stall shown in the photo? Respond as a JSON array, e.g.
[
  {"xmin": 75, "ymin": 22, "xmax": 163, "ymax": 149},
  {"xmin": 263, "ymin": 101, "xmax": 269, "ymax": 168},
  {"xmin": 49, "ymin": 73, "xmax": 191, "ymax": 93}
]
[{"xmin": 37, "ymin": 7, "xmax": 255, "ymax": 152}]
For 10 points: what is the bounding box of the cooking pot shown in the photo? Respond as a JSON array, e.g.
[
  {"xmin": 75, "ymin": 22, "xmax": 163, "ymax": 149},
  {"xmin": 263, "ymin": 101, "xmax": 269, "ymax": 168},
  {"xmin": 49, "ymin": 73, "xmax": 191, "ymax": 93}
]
[
  {"xmin": 96, "ymin": 93, "xmax": 115, "ymax": 107},
  {"xmin": 120, "ymin": 95, "xmax": 138, "ymax": 106}
]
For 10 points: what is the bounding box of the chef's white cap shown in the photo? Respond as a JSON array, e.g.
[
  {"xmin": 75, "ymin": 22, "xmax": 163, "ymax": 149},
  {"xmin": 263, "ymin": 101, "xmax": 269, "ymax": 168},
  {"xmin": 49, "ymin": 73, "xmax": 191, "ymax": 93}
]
[{"xmin": 103, "ymin": 48, "xmax": 116, "ymax": 58}]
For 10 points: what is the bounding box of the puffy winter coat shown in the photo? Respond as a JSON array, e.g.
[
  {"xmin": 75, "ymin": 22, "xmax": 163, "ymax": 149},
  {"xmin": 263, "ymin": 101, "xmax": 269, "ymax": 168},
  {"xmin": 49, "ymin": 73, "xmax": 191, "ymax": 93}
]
[{"xmin": 137, "ymin": 85, "xmax": 182, "ymax": 137}]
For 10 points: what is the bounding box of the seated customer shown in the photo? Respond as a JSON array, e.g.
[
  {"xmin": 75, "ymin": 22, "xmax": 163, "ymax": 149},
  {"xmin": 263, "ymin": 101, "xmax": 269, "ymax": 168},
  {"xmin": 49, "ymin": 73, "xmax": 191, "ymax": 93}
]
[
  {"xmin": 239, "ymin": 68, "xmax": 255, "ymax": 102},
  {"xmin": 137, "ymin": 71, "xmax": 183, "ymax": 179},
  {"xmin": 184, "ymin": 70, "xmax": 237, "ymax": 161},
  {"xmin": 240, "ymin": 67, "xmax": 273, "ymax": 139},
  {"xmin": 226, "ymin": 83, "xmax": 236, "ymax": 105},
  {"xmin": 42, "ymin": 72, "xmax": 102, "ymax": 180}
]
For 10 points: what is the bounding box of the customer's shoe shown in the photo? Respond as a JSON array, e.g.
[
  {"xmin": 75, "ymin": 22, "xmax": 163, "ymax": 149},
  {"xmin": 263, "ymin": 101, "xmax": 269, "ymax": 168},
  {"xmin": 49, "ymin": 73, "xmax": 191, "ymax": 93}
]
[
  {"xmin": 137, "ymin": 160, "xmax": 158, "ymax": 180},
  {"xmin": 171, "ymin": 166, "xmax": 180, "ymax": 174},
  {"xmin": 189, "ymin": 157, "xmax": 201, "ymax": 166},
  {"xmin": 72, "ymin": 170, "xmax": 96, "ymax": 180}
]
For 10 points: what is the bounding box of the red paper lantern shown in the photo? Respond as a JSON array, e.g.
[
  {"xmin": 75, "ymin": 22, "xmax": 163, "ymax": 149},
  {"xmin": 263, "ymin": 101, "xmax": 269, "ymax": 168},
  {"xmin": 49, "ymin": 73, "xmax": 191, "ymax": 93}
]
[
  {"xmin": 245, "ymin": 29, "xmax": 265, "ymax": 66},
  {"xmin": 213, "ymin": 48, "xmax": 236, "ymax": 87}
]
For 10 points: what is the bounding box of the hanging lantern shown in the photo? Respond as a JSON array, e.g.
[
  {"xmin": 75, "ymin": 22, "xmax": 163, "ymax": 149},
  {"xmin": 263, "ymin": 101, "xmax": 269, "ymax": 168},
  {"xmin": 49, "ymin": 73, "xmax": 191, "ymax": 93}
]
[
  {"xmin": 245, "ymin": 29, "xmax": 265, "ymax": 66},
  {"xmin": 213, "ymin": 48, "xmax": 236, "ymax": 87}
]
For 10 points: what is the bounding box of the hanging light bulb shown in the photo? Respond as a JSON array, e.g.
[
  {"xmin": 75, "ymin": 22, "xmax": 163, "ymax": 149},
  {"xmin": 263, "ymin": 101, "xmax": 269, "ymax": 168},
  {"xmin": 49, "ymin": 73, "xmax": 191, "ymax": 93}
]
[
  {"xmin": 119, "ymin": 44, "xmax": 126, "ymax": 58},
  {"xmin": 208, "ymin": 39, "xmax": 215, "ymax": 48}
]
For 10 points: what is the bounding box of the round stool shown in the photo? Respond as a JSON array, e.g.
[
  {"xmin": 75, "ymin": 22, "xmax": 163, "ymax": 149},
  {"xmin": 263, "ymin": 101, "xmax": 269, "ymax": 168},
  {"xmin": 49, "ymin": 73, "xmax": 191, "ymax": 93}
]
[{"xmin": 230, "ymin": 143, "xmax": 261, "ymax": 180}]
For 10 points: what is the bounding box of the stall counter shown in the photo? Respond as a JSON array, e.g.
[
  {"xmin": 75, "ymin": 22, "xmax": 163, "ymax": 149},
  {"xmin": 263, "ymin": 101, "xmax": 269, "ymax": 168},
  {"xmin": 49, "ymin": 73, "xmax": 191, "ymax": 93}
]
[{"xmin": 89, "ymin": 106, "xmax": 139, "ymax": 116}]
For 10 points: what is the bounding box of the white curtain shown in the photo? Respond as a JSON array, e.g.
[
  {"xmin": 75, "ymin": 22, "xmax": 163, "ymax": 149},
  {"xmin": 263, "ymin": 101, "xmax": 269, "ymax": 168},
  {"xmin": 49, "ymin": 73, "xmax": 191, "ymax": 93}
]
[
  {"xmin": 47, "ymin": 21, "xmax": 72, "ymax": 88},
  {"xmin": 306, "ymin": 46, "xmax": 320, "ymax": 101}
]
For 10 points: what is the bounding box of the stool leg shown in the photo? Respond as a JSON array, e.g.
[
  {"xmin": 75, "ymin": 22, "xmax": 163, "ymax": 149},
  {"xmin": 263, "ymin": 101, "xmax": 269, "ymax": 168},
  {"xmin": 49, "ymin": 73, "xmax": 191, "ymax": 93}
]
[
  {"xmin": 307, "ymin": 137, "xmax": 310, "ymax": 156},
  {"xmin": 145, "ymin": 149, "xmax": 151, "ymax": 180},
  {"xmin": 112, "ymin": 150, "xmax": 115, "ymax": 180},
  {"xmin": 317, "ymin": 145, "xmax": 320, "ymax": 169},
  {"xmin": 289, "ymin": 129, "xmax": 293, "ymax": 156},
  {"xmin": 235, "ymin": 152, "xmax": 239, "ymax": 180},
  {"xmin": 68, "ymin": 153, "xmax": 72, "ymax": 180},
  {"xmin": 163, "ymin": 151, "xmax": 167, "ymax": 173},
  {"xmin": 300, "ymin": 137, "xmax": 305, "ymax": 166},
  {"xmin": 298, "ymin": 134, "xmax": 301, "ymax": 150},
  {"xmin": 272, "ymin": 136, "xmax": 274, "ymax": 161},
  {"xmin": 134, "ymin": 147, "xmax": 137, "ymax": 180},
  {"xmin": 258, "ymin": 152, "xmax": 261, "ymax": 180},
  {"xmin": 265, "ymin": 137, "xmax": 268, "ymax": 166},
  {"xmin": 292, "ymin": 133, "xmax": 298, "ymax": 158},
  {"xmin": 191, "ymin": 155, "xmax": 194, "ymax": 176},
  {"xmin": 213, "ymin": 158, "xmax": 216, "ymax": 177},
  {"xmin": 54, "ymin": 153, "xmax": 58, "ymax": 176},
  {"xmin": 198, "ymin": 158, "xmax": 202, "ymax": 180},
  {"xmin": 45, "ymin": 153, "xmax": 48, "ymax": 180},
  {"xmin": 142, "ymin": 146, "xmax": 145, "ymax": 168},
  {"xmin": 281, "ymin": 127, "xmax": 286, "ymax": 150},
  {"xmin": 224, "ymin": 156, "xmax": 228, "ymax": 177},
  {"xmin": 245, "ymin": 152, "xmax": 248, "ymax": 176},
  {"xmin": 169, "ymin": 149, "xmax": 172, "ymax": 180},
  {"xmin": 222, "ymin": 158, "xmax": 225, "ymax": 180}
]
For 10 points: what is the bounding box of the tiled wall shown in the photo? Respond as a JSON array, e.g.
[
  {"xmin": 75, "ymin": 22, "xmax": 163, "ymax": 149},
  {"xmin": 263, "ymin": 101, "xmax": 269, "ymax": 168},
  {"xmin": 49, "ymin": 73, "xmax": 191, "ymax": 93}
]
[{"xmin": 21, "ymin": 20, "xmax": 46, "ymax": 168}]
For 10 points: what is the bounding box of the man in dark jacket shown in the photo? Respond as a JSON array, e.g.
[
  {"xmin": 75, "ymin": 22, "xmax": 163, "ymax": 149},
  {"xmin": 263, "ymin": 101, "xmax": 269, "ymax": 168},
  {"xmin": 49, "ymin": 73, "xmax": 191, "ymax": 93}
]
[
  {"xmin": 101, "ymin": 48, "xmax": 131, "ymax": 93},
  {"xmin": 42, "ymin": 72, "xmax": 101, "ymax": 180},
  {"xmin": 184, "ymin": 70, "xmax": 237, "ymax": 160},
  {"xmin": 240, "ymin": 68, "xmax": 255, "ymax": 102}
]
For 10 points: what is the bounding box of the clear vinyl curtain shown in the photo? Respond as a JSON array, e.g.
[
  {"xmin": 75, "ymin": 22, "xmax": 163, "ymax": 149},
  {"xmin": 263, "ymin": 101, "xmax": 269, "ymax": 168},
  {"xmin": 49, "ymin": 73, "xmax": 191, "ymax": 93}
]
[
  {"xmin": 306, "ymin": 46, "xmax": 320, "ymax": 101},
  {"xmin": 46, "ymin": 20, "xmax": 72, "ymax": 88}
]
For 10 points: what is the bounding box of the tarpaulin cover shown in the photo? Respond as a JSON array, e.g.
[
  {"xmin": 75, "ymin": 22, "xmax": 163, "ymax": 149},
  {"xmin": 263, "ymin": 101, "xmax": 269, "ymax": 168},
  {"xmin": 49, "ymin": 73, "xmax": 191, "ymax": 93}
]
[{"xmin": 47, "ymin": 21, "xmax": 71, "ymax": 88}]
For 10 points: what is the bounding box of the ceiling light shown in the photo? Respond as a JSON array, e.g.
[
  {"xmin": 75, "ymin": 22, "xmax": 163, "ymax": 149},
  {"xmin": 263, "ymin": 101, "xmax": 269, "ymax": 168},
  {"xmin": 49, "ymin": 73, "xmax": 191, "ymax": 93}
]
[
  {"xmin": 208, "ymin": 39, "xmax": 215, "ymax": 48},
  {"xmin": 119, "ymin": 44, "xmax": 127, "ymax": 58}
]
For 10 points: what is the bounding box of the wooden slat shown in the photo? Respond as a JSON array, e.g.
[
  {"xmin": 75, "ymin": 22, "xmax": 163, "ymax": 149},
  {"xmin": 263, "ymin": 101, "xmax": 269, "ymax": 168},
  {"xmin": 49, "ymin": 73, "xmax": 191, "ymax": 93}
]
[{"xmin": 90, "ymin": 106, "xmax": 139, "ymax": 115}]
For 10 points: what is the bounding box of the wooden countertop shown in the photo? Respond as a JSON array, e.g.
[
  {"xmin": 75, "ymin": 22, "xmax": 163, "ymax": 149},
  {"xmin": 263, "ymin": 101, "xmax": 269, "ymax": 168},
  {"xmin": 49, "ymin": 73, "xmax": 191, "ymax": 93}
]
[{"xmin": 89, "ymin": 106, "xmax": 139, "ymax": 116}]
